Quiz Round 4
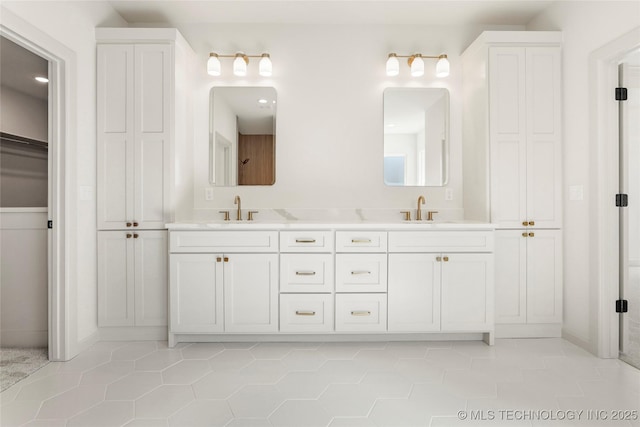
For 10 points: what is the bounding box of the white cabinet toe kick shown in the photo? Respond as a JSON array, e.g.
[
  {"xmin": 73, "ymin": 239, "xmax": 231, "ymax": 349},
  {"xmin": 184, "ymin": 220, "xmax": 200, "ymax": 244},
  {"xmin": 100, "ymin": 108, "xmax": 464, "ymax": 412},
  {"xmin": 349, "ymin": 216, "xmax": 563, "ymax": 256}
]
[{"xmin": 167, "ymin": 226, "xmax": 496, "ymax": 347}]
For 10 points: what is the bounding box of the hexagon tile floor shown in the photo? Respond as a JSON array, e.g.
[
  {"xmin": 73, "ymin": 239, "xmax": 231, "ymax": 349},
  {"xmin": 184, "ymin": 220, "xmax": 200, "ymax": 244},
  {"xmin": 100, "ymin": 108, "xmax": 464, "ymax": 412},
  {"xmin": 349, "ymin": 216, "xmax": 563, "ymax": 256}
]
[{"xmin": 1, "ymin": 339, "xmax": 639, "ymax": 427}]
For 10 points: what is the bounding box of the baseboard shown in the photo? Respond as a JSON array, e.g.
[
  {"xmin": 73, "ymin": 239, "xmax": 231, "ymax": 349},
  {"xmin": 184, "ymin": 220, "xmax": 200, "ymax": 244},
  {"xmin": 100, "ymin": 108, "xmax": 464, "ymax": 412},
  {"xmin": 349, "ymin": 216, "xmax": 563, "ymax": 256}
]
[
  {"xmin": 0, "ymin": 330, "xmax": 47, "ymax": 347},
  {"xmin": 562, "ymin": 329, "xmax": 598, "ymax": 356},
  {"xmin": 99, "ymin": 326, "xmax": 168, "ymax": 341},
  {"xmin": 170, "ymin": 332, "xmax": 488, "ymax": 346},
  {"xmin": 495, "ymin": 323, "xmax": 562, "ymax": 338}
]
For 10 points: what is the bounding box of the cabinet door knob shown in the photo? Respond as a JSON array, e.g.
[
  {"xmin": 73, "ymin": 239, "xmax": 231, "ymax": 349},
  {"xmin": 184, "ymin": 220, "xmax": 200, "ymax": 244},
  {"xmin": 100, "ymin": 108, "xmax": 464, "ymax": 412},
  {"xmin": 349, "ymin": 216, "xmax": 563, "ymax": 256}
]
[
  {"xmin": 522, "ymin": 221, "xmax": 528, "ymax": 226},
  {"xmin": 133, "ymin": 234, "xmax": 139, "ymax": 238},
  {"xmin": 133, "ymin": 222, "xmax": 139, "ymax": 227},
  {"xmin": 126, "ymin": 233, "xmax": 132, "ymax": 239},
  {"xmin": 436, "ymin": 256, "xmax": 442, "ymax": 262},
  {"xmin": 126, "ymin": 222, "xmax": 132, "ymax": 227},
  {"xmin": 522, "ymin": 232, "xmax": 528, "ymax": 237},
  {"xmin": 443, "ymin": 256, "xmax": 449, "ymax": 262},
  {"xmin": 216, "ymin": 257, "xmax": 222, "ymax": 262},
  {"xmin": 223, "ymin": 257, "xmax": 229, "ymax": 262},
  {"xmin": 528, "ymin": 221, "xmax": 535, "ymax": 226},
  {"xmin": 528, "ymin": 232, "xmax": 535, "ymax": 237}
]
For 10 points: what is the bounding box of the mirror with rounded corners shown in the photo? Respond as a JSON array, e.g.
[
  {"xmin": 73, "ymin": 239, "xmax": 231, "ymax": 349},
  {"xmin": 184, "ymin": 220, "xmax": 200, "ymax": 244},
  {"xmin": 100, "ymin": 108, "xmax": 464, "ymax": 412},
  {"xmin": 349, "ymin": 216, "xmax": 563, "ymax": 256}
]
[
  {"xmin": 383, "ymin": 87, "xmax": 449, "ymax": 186},
  {"xmin": 209, "ymin": 87, "xmax": 276, "ymax": 186}
]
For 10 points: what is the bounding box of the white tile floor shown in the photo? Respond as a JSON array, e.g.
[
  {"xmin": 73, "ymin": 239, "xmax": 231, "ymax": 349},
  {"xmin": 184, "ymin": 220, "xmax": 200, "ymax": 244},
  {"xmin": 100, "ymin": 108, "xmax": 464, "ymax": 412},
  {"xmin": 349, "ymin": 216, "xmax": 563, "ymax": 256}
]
[{"xmin": 1, "ymin": 338, "xmax": 639, "ymax": 427}]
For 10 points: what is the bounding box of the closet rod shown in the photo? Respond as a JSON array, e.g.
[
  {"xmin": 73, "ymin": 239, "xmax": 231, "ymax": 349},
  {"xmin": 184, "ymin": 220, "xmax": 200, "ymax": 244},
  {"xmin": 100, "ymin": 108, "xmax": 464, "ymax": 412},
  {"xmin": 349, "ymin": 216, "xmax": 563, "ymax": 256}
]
[{"xmin": 0, "ymin": 132, "xmax": 48, "ymax": 150}]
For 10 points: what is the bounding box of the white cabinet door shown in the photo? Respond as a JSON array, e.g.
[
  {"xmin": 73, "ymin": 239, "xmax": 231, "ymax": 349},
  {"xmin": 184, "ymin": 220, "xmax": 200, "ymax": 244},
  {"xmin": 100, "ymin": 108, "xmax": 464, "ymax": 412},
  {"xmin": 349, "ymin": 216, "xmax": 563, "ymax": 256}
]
[
  {"xmin": 135, "ymin": 231, "xmax": 168, "ymax": 326},
  {"xmin": 388, "ymin": 254, "xmax": 440, "ymax": 332},
  {"xmin": 526, "ymin": 47, "xmax": 562, "ymax": 229},
  {"xmin": 441, "ymin": 253, "xmax": 493, "ymax": 331},
  {"xmin": 489, "ymin": 47, "xmax": 527, "ymax": 228},
  {"xmin": 224, "ymin": 254, "xmax": 278, "ymax": 333},
  {"xmin": 489, "ymin": 46, "xmax": 562, "ymax": 229},
  {"xmin": 170, "ymin": 254, "xmax": 223, "ymax": 333},
  {"xmin": 97, "ymin": 43, "xmax": 170, "ymax": 230},
  {"xmin": 495, "ymin": 230, "xmax": 527, "ymax": 324},
  {"xmin": 98, "ymin": 231, "xmax": 134, "ymax": 326},
  {"xmin": 526, "ymin": 230, "xmax": 563, "ymax": 323},
  {"xmin": 134, "ymin": 44, "xmax": 171, "ymax": 229},
  {"xmin": 97, "ymin": 45, "xmax": 134, "ymax": 230}
]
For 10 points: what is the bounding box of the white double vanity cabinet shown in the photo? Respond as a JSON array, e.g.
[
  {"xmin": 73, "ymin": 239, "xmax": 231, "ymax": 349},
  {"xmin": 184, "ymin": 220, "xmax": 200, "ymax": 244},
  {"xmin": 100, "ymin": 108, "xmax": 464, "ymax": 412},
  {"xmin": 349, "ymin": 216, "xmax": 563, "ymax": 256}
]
[
  {"xmin": 95, "ymin": 29, "xmax": 562, "ymax": 345},
  {"xmin": 167, "ymin": 226, "xmax": 495, "ymax": 346}
]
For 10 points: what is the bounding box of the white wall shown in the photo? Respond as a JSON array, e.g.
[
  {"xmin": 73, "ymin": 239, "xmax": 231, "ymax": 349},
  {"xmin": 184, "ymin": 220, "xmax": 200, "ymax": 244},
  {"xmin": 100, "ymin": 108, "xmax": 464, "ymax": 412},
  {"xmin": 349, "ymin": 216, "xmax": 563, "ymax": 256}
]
[
  {"xmin": 1, "ymin": 1, "xmax": 127, "ymax": 346},
  {"xmin": 0, "ymin": 85, "xmax": 47, "ymax": 141},
  {"xmin": 181, "ymin": 23, "xmax": 524, "ymax": 218},
  {"xmin": 527, "ymin": 1, "xmax": 640, "ymax": 350}
]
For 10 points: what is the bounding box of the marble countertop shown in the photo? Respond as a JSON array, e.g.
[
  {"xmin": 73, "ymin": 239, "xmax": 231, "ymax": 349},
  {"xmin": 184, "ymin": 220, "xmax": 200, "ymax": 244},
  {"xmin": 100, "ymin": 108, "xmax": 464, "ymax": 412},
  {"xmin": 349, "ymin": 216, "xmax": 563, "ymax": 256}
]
[{"xmin": 166, "ymin": 221, "xmax": 496, "ymax": 231}]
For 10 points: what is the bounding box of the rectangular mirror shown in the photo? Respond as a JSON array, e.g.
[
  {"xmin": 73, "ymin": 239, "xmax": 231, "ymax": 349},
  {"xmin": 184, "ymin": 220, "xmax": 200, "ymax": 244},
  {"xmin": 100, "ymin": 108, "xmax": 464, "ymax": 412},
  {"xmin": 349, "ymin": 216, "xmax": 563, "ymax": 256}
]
[
  {"xmin": 383, "ymin": 88, "xmax": 449, "ymax": 186},
  {"xmin": 209, "ymin": 87, "xmax": 276, "ymax": 186}
]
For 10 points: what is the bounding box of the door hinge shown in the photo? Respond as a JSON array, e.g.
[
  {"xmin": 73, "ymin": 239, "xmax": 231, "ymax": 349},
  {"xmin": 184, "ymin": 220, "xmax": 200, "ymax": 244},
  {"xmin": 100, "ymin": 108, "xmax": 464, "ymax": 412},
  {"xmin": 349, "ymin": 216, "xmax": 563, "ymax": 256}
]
[
  {"xmin": 615, "ymin": 87, "xmax": 628, "ymax": 101},
  {"xmin": 616, "ymin": 194, "xmax": 628, "ymax": 207},
  {"xmin": 47, "ymin": 220, "xmax": 53, "ymax": 229},
  {"xmin": 616, "ymin": 299, "xmax": 628, "ymax": 313}
]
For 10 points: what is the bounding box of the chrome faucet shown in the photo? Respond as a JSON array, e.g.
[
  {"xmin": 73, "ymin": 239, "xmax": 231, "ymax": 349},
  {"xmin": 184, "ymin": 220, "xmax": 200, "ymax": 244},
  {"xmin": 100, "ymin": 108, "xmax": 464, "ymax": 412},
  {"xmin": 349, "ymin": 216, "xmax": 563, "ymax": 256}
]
[
  {"xmin": 234, "ymin": 195, "xmax": 242, "ymax": 220},
  {"xmin": 416, "ymin": 195, "xmax": 425, "ymax": 220}
]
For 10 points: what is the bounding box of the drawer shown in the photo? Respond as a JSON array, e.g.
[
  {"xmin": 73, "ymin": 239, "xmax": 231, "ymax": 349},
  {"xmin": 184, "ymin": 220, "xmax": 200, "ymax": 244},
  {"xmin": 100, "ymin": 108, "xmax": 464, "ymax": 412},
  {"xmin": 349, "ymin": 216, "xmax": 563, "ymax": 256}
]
[
  {"xmin": 280, "ymin": 294, "xmax": 334, "ymax": 332},
  {"xmin": 280, "ymin": 231, "xmax": 333, "ymax": 253},
  {"xmin": 336, "ymin": 254, "xmax": 387, "ymax": 293},
  {"xmin": 388, "ymin": 231, "xmax": 494, "ymax": 253},
  {"xmin": 170, "ymin": 231, "xmax": 278, "ymax": 253},
  {"xmin": 335, "ymin": 294, "xmax": 387, "ymax": 332},
  {"xmin": 336, "ymin": 231, "xmax": 387, "ymax": 253},
  {"xmin": 280, "ymin": 254, "xmax": 334, "ymax": 293}
]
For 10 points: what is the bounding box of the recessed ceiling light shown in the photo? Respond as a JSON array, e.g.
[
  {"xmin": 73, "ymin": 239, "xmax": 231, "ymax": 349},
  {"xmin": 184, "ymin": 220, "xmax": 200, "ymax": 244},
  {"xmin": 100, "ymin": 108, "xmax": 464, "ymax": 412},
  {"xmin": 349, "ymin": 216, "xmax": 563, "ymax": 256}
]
[
  {"xmin": 35, "ymin": 76, "xmax": 49, "ymax": 83},
  {"xmin": 258, "ymin": 98, "xmax": 268, "ymax": 104}
]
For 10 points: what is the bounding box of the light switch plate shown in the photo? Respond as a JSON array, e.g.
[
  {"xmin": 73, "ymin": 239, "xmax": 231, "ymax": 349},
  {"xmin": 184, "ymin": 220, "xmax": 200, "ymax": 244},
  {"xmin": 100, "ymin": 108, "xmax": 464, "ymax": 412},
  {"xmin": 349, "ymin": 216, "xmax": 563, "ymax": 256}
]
[{"xmin": 205, "ymin": 188, "xmax": 214, "ymax": 201}]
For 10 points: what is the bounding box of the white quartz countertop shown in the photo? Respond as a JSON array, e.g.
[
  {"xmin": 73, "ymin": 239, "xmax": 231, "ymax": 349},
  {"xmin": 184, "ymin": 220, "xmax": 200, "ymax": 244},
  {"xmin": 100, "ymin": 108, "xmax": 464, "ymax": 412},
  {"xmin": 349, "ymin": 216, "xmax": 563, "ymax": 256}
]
[{"xmin": 166, "ymin": 221, "xmax": 496, "ymax": 231}]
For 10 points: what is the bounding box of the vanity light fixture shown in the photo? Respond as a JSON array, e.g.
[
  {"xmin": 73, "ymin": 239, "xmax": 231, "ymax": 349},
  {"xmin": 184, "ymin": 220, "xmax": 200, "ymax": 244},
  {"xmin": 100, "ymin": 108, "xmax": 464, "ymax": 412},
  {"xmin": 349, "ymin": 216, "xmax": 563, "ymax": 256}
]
[
  {"xmin": 207, "ymin": 52, "xmax": 272, "ymax": 77},
  {"xmin": 386, "ymin": 53, "xmax": 449, "ymax": 78}
]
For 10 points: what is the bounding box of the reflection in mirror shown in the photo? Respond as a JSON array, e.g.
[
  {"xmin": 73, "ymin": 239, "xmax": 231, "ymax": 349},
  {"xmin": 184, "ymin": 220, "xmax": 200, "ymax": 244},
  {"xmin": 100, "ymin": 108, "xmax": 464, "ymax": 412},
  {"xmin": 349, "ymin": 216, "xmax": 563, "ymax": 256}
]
[
  {"xmin": 209, "ymin": 87, "xmax": 276, "ymax": 186},
  {"xmin": 383, "ymin": 88, "xmax": 449, "ymax": 186}
]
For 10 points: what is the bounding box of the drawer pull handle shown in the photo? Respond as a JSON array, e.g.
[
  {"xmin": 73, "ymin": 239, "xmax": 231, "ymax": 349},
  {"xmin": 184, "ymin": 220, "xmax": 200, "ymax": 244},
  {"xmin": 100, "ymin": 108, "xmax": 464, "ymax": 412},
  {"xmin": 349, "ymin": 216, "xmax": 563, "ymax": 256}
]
[
  {"xmin": 295, "ymin": 271, "xmax": 316, "ymax": 276},
  {"xmin": 295, "ymin": 239, "xmax": 316, "ymax": 243},
  {"xmin": 351, "ymin": 270, "xmax": 371, "ymax": 275},
  {"xmin": 295, "ymin": 310, "xmax": 316, "ymax": 316},
  {"xmin": 351, "ymin": 239, "xmax": 371, "ymax": 243},
  {"xmin": 351, "ymin": 310, "xmax": 371, "ymax": 316}
]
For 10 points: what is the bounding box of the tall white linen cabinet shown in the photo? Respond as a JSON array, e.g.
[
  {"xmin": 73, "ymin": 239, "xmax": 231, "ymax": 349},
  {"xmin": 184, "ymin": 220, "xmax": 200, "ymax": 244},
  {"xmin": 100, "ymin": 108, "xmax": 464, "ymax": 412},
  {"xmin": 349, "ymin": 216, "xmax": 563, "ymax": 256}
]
[
  {"xmin": 96, "ymin": 28, "xmax": 194, "ymax": 338},
  {"xmin": 462, "ymin": 31, "xmax": 563, "ymax": 338}
]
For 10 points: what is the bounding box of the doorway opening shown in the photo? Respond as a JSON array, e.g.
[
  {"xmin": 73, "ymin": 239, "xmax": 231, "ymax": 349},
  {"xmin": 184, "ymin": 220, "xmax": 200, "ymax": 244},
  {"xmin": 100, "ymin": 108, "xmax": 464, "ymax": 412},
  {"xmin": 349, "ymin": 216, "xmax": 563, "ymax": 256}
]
[{"xmin": 1, "ymin": 12, "xmax": 69, "ymax": 363}]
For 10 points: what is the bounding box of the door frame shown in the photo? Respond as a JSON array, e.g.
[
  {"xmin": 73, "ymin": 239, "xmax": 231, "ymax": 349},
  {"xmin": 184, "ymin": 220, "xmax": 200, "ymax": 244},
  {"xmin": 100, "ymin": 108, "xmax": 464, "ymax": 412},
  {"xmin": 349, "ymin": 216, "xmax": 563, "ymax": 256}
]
[
  {"xmin": 590, "ymin": 27, "xmax": 640, "ymax": 358},
  {"xmin": 1, "ymin": 8, "xmax": 73, "ymax": 361}
]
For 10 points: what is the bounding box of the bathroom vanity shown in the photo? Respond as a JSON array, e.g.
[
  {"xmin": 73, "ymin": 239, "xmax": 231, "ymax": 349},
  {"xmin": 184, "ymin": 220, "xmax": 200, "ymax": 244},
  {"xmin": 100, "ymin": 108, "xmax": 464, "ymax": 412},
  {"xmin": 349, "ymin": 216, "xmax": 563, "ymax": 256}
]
[{"xmin": 166, "ymin": 222, "xmax": 495, "ymax": 347}]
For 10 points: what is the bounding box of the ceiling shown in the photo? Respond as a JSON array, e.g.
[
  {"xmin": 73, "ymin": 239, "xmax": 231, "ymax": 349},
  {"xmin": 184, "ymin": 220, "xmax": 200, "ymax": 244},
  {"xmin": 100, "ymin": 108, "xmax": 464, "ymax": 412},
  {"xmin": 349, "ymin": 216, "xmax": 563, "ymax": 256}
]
[
  {"xmin": 0, "ymin": 36, "xmax": 48, "ymax": 101},
  {"xmin": 109, "ymin": 0, "xmax": 553, "ymax": 26}
]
